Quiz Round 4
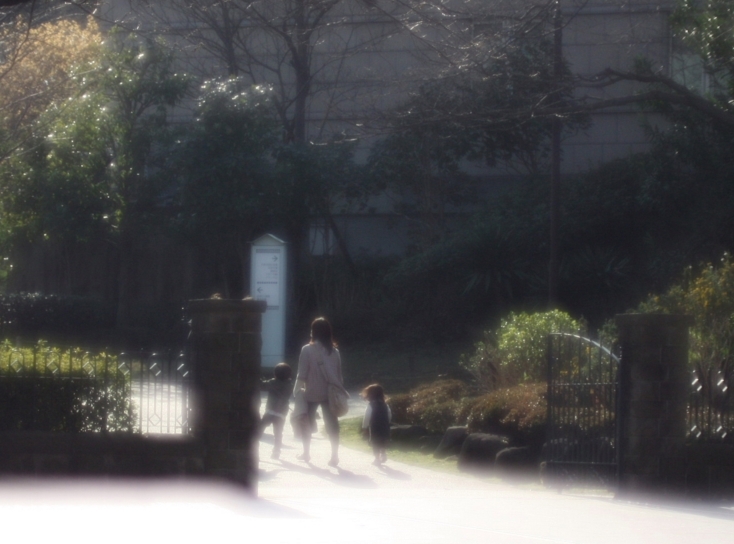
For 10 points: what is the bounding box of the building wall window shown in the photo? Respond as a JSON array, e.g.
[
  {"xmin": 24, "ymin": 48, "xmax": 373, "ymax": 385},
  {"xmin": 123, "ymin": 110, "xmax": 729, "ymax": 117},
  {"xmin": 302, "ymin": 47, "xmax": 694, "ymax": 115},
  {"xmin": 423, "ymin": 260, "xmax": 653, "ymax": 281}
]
[
  {"xmin": 670, "ymin": 37, "xmax": 728, "ymax": 96},
  {"xmin": 309, "ymin": 220, "xmax": 336, "ymax": 256}
]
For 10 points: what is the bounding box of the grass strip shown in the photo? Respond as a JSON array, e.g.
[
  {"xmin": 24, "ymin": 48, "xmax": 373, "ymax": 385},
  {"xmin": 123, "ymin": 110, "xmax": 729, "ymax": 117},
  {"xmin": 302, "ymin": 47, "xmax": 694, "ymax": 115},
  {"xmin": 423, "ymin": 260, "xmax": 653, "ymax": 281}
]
[{"xmin": 338, "ymin": 417, "xmax": 462, "ymax": 474}]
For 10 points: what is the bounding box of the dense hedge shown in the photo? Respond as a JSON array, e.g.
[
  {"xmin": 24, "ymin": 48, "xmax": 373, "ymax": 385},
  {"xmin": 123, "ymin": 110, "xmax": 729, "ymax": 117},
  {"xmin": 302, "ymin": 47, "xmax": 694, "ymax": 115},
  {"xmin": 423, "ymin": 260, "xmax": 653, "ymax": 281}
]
[
  {"xmin": 0, "ymin": 340, "xmax": 135, "ymax": 432},
  {"xmin": 0, "ymin": 375, "xmax": 134, "ymax": 432},
  {"xmin": 0, "ymin": 293, "xmax": 115, "ymax": 336}
]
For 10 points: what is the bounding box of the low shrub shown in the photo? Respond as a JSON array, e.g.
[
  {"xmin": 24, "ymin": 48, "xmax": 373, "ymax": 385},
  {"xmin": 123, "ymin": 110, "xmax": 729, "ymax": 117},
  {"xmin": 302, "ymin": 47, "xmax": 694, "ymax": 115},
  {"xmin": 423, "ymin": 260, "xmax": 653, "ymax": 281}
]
[
  {"xmin": 388, "ymin": 392, "xmax": 413, "ymax": 424},
  {"xmin": 409, "ymin": 400, "xmax": 465, "ymax": 434},
  {"xmin": 408, "ymin": 379, "xmax": 470, "ymax": 406},
  {"xmin": 466, "ymin": 383, "xmax": 547, "ymax": 449},
  {"xmin": 634, "ymin": 254, "xmax": 734, "ymax": 370},
  {"xmin": 388, "ymin": 380, "xmax": 550, "ymax": 442},
  {"xmin": 388, "ymin": 379, "xmax": 473, "ymax": 433}
]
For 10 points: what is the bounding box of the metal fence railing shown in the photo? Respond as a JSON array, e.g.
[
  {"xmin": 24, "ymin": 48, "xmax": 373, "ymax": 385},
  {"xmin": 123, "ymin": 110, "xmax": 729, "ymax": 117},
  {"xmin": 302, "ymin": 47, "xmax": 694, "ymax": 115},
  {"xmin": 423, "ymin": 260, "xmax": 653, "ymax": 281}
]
[
  {"xmin": 688, "ymin": 364, "xmax": 734, "ymax": 443},
  {"xmin": 0, "ymin": 342, "xmax": 192, "ymax": 435},
  {"xmin": 545, "ymin": 333, "xmax": 620, "ymax": 487}
]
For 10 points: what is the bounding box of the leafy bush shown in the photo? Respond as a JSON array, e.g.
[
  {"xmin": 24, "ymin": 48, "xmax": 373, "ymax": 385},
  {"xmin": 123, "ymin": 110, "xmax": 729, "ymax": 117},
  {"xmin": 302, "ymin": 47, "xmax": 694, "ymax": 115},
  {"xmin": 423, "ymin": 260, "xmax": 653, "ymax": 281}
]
[
  {"xmin": 458, "ymin": 330, "xmax": 501, "ymax": 391},
  {"xmin": 465, "ymin": 383, "xmax": 547, "ymax": 448},
  {"xmin": 461, "ymin": 310, "xmax": 582, "ymax": 390},
  {"xmin": 408, "ymin": 400, "xmax": 470, "ymax": 434},
  {"xmin": 388, "ymin": 379, "xmax": 473, "ymax": 433},
  {"xmin": 0, "ymin": 340, "xmax": 135, "ymax": 432},
  {"xmin": 388, "ymin": 392, "xmax": 413, "ymax": 424}
]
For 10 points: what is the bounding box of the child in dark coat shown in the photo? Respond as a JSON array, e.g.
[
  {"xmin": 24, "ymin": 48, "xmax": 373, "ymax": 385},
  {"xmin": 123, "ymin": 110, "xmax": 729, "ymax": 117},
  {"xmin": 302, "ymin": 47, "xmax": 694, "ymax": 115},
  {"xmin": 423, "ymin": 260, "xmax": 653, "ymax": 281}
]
[
  {"xmin": 260, "ymin": 362, "xmax": 292, "ymax": 459},
  {"xmin": 361, "ymin": 384, "xmax": 391, "ymax": 465}
]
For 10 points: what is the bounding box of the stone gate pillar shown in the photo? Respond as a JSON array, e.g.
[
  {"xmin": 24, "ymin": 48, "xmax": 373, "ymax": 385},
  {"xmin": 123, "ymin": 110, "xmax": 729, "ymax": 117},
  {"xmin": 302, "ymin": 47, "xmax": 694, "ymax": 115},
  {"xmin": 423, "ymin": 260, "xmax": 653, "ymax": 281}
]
[
  {"xmin": 615, "ymin": 313, "xmax": 692, "ymax": 494},
  {"xmin": 188, "ymin": 298, "xmax": 266, "ymax": 491}
]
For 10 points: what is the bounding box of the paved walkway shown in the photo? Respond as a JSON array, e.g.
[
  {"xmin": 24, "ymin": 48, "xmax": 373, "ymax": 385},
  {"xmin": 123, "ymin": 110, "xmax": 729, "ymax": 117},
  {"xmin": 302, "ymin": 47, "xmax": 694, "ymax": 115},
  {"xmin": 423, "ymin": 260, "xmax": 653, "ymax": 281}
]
[
  {"xmin": 257, "ymin": 399, "xmax": 734, "ymax": 544},
  {"xmin": 0, "ymin": 397, "xmax": 732, "ymax": 542}
]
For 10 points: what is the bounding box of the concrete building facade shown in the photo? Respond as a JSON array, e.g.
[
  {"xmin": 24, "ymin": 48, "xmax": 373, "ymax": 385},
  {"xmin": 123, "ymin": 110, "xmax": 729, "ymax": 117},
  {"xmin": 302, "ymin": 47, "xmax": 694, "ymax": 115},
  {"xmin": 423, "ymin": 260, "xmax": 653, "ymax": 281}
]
[{"xmin": 95, "ymin": 2, "xmax": 680, "ymax": 256}]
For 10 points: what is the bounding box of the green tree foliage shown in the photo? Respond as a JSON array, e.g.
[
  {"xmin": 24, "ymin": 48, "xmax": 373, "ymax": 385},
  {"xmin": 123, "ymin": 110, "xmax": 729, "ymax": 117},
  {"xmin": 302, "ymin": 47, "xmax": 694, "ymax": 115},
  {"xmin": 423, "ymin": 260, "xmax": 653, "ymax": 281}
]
[
  {"xmin": 363, "ymin": 0, "xmax": 734, "ymax": 339},
  {"xmin": 380, "ymin": 173, "xmax": 552, "ymax": 337},
  {"xmin": 273, "ymin": 135, "xmax": 364, "ymax": 241},
  {"xmin": 629, "ymin": 254, "xmax": 734, "ymax": 430},
  {"xmin": 367, "ymin": 27, "xmax": 587, "ymax": 248},
  {"xmin": 461, "ymin": 310, "xmax": 582, "ymax": 390},
  {"xmin": 672, "ymin": 0, "xmax": 734, "ymax": 100},
  {"xmin": 0, "ymin": 293, "xmax": 114, "ymax": 337},
  {"xmin": 637, "ymin": 254, "xmax": 734, "ymax": 372},
  {"xmin": 0, "ymin": 32, "xmax": 190, "ymax": 325},
  {"xmin": 173, "ymin": 78, "xmax": 278, "ymax": 296},
  {"xmin": 1, "ymin": 32, "xmax": 189, "ymax": 242},
  {"xmin": 0, "ymin": 16, "xmax": 102, "ymax": 159},
  {"xmin": 383, "ymin": 127, "xmax": 734, "ymax": 334},
  {"xmin": 574, "ymin": 1, "xmax": 734, "ymax": 313},
  {"xmin": 175, "ymin": 77, "xmax": 365, "ymax": 299},
  {"xmin": 274, "ymin": 135, "xmax": 366, "ymax": 316}
]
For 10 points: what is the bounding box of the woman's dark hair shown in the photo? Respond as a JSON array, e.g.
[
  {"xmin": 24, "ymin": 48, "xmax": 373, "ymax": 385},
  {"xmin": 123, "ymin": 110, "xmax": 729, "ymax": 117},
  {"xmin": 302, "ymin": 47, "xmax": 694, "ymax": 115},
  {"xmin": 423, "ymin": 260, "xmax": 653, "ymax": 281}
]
[
  {"xmin": 361, "ymin": 383, "xmax": 385, "ymax": 402},
  {"xmin": 274, "ymin": 362, "xmax": 292, "ymax": 381},
  {"xmin": 310, "ymin": 317, "xmax": 335, "ymax": 354}
]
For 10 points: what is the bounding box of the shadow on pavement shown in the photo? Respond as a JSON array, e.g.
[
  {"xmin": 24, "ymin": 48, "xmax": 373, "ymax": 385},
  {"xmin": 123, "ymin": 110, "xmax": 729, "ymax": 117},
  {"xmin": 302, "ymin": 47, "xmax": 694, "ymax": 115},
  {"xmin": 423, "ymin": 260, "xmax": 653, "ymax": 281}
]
[
  {"xmin": 334, "ymin": 467, "xmax": 377, "ymax": 488},
  {"xmin": 263, "ymin": 458, "xmax": 378, "ymax": 489},
  {"xmin": 376, "ymin": 464, "xmax": 412, "ymax": 480},
  {"xmin": 613, "ymin": 494, "xmax": 734, "ymax": 522}
]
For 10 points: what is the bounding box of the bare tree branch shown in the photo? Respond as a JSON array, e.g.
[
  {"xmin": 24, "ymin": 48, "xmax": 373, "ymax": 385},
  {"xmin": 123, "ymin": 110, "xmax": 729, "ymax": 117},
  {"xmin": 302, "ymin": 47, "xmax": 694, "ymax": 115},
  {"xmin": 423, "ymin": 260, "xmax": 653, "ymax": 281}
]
[{"xmin": 579, "ymin": 68, "xmax": 734, "ymax": 127}]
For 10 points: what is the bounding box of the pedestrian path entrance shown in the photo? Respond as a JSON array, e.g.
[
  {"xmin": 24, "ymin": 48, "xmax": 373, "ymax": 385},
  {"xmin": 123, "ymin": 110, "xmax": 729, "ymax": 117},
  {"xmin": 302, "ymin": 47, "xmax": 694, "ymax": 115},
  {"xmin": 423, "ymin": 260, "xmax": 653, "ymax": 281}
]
[{"xmin": 545, "ymin": 333, "xmax": 620, "ymax": 489}]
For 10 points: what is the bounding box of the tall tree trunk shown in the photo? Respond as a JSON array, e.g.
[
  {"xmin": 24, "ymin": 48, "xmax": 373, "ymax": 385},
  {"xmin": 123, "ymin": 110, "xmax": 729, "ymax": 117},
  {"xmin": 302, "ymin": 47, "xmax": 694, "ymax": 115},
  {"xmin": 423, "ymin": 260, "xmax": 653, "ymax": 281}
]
[
  {"xmin": 286, "ymin": 221, "xmax": 306, "ymax": 353},
  {"xmin": 548, "ymin": 1, "xmax": 563, "ymax": 309},
  {"xmin": 116, "ymin": 231, "xmax": 134, "ymax": 330},
  {"xmin": 326, "ymin": 210, "xmax": 357, "ymax": 278}
]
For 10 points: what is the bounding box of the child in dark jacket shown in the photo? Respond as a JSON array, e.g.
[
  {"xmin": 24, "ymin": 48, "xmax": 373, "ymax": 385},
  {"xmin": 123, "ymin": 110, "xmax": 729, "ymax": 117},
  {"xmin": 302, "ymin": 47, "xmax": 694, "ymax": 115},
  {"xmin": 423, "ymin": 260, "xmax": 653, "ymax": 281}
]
[
  {"xmin": 361, "ymin": 384, "xmax": 391, "ymax": 465},
  {"xmin": 260, "ymin": 362, "xmax": 292, "ymax": 459}
]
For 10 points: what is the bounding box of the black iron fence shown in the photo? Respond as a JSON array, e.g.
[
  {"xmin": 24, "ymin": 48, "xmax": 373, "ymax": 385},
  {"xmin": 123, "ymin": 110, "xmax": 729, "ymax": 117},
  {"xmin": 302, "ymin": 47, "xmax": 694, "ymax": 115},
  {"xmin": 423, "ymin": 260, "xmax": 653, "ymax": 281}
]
[
  {"xmin": 545, "ymin": 333, "xmax": 620, "ymax": 487},
  {"xmin": 0, "ymin": 341, "xmax": 191, "ymax": 435},
  {"xmin": 688, "ymin": 363, "xmax": 734, "ymax": 443}
]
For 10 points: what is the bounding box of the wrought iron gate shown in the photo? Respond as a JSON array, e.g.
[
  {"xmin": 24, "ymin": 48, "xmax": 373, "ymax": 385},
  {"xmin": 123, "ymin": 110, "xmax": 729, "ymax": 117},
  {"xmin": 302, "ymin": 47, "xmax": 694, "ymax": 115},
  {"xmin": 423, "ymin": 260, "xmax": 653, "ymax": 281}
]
[{"xmin": 545, "ymin": 333, "xmax": 620, "ymax": 488}]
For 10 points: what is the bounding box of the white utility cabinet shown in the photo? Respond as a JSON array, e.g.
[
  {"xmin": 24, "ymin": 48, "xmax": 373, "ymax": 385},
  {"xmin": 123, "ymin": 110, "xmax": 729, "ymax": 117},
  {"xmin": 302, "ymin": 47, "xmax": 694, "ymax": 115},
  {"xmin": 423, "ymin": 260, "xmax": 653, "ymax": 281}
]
[{"xmin": 250, "ymin": 233, "xmax": 287, "ymax": 368}]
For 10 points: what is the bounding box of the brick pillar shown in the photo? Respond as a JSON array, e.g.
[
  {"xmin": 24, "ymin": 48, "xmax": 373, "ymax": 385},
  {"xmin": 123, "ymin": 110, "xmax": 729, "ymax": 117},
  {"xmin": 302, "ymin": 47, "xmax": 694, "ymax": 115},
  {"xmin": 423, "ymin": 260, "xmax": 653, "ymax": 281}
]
[
  {"xmin": 616, "ymin": 313, "xmax": 692, "ymax": 494},
  {"xmin": 188, "ymin": 298, "xmax": 266, "ymax": 491}
]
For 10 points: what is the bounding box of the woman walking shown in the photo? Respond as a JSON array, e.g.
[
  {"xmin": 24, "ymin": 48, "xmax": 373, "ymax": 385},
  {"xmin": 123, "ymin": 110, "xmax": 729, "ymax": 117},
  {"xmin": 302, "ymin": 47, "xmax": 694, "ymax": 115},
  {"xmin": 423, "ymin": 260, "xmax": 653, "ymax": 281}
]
[{"xmin": 294, "ymin": 317, "xmax": 344, "ymax": 467}]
